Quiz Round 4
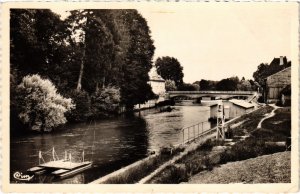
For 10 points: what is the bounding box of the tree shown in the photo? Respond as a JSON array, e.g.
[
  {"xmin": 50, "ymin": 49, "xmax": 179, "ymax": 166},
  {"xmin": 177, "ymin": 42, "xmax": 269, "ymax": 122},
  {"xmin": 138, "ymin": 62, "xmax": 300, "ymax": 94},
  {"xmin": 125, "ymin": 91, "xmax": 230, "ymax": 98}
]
[
  {"xmin": 199, "ymin": 79, "xmax": 210, "ymax": 90},
  {"xmin": 117, "ymin": 10, "xmax": 156, "ymax": 108},
  {"xmin": 10, "ymin": 9, "xmax": 69, "ymax": 83},
  {"xmin": 238, "ymin": 79, "xmax": 252, "ymax": 91},
  {"xmin": 66, "ymin": 10, "xmax": 116, "ymax": 92},
  {"xmin": 216, "ymin": 78, "xmax": 238, "ymax": 91},
  {"xmin": 16, "ymin": 75, "xmax": 75, "ymax": 132},
  {"xmin": 165, "ymin": 80, "xmax": 177, "ymax": 91},
  {"xmin": 253, "ymin": 57, "xmax": 291, "ymax": 87},
  {"xmin": 91, "ymin": 86, "xmax": 121, "ymax": 116},
  {"xmin": 178, "ymin": 83, "xmax": 199, "ymax": 91},
  {"xmin": 155, "ymin": 56, "xmax": 184, "ymax": 87}
]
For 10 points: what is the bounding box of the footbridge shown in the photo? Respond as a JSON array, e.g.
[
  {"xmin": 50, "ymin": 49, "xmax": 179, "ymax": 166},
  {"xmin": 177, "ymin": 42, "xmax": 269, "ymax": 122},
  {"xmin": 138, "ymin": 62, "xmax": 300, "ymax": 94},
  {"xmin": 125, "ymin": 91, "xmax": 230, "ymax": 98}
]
[{"xmin": 166, "ymin": 91, "xmax": 257, "ymax": 100}]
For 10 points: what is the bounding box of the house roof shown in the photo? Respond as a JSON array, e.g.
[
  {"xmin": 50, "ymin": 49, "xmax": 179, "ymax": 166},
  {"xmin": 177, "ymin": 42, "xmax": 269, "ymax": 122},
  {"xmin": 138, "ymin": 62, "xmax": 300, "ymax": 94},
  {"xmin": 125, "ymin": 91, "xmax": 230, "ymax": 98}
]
[
  {"xmin": 229, "ymin": 99, "xmax": 255, "ymax": 109},
  {"xmin": 207, "ymin": 103, "xmax": 218, "ymax": 107},
  {"xmin": 266, "ymin": 66, "xmax": 291, "ymax": 79},
  {"xmin": 149, "ymin": 66, "xmax": 165, "ymax": 82}
]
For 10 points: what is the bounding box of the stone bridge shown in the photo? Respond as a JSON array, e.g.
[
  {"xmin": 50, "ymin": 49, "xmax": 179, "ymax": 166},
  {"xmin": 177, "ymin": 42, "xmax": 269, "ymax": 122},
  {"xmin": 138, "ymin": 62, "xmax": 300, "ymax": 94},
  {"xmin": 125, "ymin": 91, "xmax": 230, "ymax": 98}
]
[{"xmin": 166, "ymin": 91, "xmax": 257, "ymax": 100}]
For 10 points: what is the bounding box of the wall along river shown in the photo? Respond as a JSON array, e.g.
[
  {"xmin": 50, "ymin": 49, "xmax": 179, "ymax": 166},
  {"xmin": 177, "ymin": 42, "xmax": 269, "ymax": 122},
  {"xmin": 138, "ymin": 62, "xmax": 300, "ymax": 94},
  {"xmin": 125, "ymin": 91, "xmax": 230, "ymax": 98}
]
[{"xmin": 10, "ymin": 104, "xmax": 212, "ymax": 183}]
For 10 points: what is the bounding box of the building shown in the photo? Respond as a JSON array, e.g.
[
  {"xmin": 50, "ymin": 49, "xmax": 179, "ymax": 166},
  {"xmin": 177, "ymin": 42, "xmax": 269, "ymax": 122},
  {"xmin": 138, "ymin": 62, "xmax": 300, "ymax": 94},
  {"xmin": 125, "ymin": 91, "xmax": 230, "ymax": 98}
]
[
  {"xmin": 208, "ymin": 102, "xmax": 230, "ymax": 120},
  {"xmin": 148, "ymin": 66, "xmax": 166, "ymax": 98},
  {"xmin": 134, "ymin": 66, "xmax": 166, "ymax": 110},
  {"xmin": 281, "ymin": 84, "xmax": 291, "ymax": 106},
  {"xmin": 265, "ymin": 66, "xmax": 291, "ymax": 103},
  {"xmin": 209, "ymin": 100, "xmax": 255, "ymax": 120},
  {"xmin": 228, "ymin": 99, "xmax": 255, "ymax": 118}
]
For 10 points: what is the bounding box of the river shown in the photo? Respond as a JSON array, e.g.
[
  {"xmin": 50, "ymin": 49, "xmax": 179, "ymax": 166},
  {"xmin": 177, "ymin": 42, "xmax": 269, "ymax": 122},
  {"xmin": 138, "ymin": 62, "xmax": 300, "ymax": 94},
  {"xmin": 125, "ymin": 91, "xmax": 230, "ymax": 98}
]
[{"xmin": 10, "ymin": 104, "xmax": 212, "ymax": 184}]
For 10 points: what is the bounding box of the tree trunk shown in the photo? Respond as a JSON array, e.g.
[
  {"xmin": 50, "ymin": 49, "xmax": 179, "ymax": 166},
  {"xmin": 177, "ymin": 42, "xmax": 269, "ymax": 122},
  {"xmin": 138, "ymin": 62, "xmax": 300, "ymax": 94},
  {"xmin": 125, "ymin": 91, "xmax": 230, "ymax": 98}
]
[{"xmin": 76, "ymin": 46, "xmax": 85, "ymax": 91}]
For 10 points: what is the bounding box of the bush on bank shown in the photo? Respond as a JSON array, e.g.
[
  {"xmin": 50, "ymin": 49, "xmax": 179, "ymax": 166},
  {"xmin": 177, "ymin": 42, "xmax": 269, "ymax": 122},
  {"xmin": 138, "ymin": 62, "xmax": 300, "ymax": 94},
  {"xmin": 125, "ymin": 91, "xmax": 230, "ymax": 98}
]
[{"xmin": 16, "ymin": 74, "xmax": 75, "ymax": 132}]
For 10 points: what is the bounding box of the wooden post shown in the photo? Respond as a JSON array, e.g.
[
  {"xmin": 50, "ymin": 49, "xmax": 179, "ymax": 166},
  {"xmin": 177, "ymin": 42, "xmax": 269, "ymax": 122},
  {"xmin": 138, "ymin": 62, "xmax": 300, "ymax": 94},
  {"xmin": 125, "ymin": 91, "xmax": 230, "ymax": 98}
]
[
  {"xmin": 69, "ymin": 153, "xmax": 72, "ymax": 164},
  {"xmin": 52, "ymin": 147, "xmax": 55, "ymax": 161},
  {"xmin": 82, "ymin": 150, "xmax": 84, "ymax": 162},
  {"xmin": 182, "ymin": 130, "xmax": 184, "ymax": 144},
  {"xmin": 39, "ymin": 151, "xmax": 41, "ymax": 165},
  {"xmin": 193, "ymin": 126, "xmax": 195, "ymax": 141},
  {"xmin": 65, "ymin": 150, "xmax": 67, "ymax": 161}
]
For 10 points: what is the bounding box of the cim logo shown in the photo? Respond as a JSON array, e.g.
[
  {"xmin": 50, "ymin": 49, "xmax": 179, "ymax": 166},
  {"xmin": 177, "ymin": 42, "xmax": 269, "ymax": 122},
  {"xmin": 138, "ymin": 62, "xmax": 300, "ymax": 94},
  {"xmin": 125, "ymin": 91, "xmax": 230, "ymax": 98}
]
[{"xmin": 13, "ymin": 171, "xmax": 34, "ymax": 181}]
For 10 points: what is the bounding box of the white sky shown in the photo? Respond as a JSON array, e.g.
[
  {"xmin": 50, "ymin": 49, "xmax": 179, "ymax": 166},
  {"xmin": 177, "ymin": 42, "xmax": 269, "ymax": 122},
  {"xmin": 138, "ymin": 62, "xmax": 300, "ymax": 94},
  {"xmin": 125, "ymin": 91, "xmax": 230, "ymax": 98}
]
[{"xmin": 52, "ymin": 3, "xmax": 295, "ymax": 83}]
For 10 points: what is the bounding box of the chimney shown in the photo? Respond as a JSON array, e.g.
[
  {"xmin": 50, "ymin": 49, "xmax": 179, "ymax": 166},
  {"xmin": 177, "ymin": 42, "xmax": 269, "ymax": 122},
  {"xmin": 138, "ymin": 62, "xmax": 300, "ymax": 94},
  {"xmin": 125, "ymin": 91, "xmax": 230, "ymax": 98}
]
[{"xmin": 280, "ymin": 56, "xmax": 284, "ymax": 65}]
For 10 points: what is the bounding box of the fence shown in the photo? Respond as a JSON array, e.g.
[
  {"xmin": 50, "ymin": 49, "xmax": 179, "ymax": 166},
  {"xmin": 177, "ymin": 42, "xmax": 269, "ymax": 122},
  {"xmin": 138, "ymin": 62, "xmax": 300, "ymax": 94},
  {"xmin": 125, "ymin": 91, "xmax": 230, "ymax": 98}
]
[{"xmin": 180, "ymin": 120, "xmax": 213, "ymax": 145}]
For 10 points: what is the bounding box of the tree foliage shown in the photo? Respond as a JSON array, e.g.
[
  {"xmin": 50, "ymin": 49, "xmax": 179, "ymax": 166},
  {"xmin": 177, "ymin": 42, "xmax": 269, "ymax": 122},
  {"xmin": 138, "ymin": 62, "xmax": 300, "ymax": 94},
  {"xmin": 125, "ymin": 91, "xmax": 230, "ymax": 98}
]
[
  {"xmin": 253, "ymin": 57, "xmax": 291, "ymax": 87},
  {"xmin": 216, "ymin": 77, "xmax": 239, "ymax": 91},
  {"xmin": 178, "ymin": 83, "xmax": 200, "ymax": 91},
  {"xmin": 155, "ymin": 56, "xmax": 184, "ymax": 87},
  {"xmin": 165, "ymin": 80, "xmax": 177, "ymax": 91},
  {"xmin": 16, "ymin": 75, "xmax": 75, "ymax": 132},
  {"xmin": 10, "ymin": 9, "xmax": 157, "ymax": 127},
  {"xmin": 91, "ymin": 86, "xmax": 121, "ymax": 115}
]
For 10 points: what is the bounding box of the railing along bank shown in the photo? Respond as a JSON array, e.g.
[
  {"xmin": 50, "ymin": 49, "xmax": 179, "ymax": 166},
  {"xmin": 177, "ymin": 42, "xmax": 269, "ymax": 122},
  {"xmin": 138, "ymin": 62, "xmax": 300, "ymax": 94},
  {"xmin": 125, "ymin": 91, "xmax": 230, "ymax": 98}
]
[{"xmin": 179, "ymin": 120, "xmax": 213, "ymax": 145}]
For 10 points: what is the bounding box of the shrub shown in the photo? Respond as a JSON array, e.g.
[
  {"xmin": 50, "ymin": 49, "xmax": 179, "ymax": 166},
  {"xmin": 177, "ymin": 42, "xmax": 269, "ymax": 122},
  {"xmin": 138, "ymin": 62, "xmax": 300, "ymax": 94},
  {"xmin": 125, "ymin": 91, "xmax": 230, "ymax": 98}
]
[
  {"xmin": 16, "ymin": 74, "xmax": 75, "ymax": 132},
  {"xmin": 165, "ymin": 80, "xmax": 177, "ymax": 91},
  {"xmin": 164, "ymin": 164, "xmax": 188, "ymax": 183},
  {"xmin": 91, "ymin": 86, "xmax": 121, "ymax": 117},
  {"xmin": 66, "ymin": 89, "xmax": 92, "ymax": 122}
]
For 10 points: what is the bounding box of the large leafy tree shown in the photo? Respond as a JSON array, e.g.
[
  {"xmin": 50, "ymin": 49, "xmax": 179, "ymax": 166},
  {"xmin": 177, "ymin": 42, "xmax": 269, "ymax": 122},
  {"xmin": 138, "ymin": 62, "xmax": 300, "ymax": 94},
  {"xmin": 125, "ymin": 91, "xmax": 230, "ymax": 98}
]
[
  {"xmin": 10, "ymin": 9, "xmax": 69, "ymax": 83},
  {"xmin": 116, "ymin": 10, "xmax": 156, "ymax": 108},
  {"xmin": 155, "ymin": 56, "xmax": 184, "ymax": 87},
  {"xmin": 65, "ymin": 10, "xmax": 116, "ymax": 92}
]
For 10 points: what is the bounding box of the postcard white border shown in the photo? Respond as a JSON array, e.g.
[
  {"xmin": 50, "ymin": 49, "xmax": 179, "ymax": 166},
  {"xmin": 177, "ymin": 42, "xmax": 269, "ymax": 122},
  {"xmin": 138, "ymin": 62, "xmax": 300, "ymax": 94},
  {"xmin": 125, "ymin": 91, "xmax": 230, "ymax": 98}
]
[{"xmin": 1, "ymin": 2, "xmax": 299, "ymax": 192}]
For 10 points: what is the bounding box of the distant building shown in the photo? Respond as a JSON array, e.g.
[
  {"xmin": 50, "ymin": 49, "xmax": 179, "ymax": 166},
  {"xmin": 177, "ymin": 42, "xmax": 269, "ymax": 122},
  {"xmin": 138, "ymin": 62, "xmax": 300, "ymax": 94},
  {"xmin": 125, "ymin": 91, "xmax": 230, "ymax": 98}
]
[
  {"xmin": 265, "ymin": 66, "xmax": 291, "ymax": 103},
  {"xmin": 148, "ymin": 66, "xmax": 166, "ymax": 97},
  {"xmin": 134, "ymin": 66, "xmax": 166, "ymax": 110}
]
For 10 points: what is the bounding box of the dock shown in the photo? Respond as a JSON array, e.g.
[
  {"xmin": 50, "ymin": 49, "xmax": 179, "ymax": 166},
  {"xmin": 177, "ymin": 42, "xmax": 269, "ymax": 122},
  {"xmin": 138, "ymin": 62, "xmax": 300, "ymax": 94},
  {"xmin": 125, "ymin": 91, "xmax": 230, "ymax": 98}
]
[
  {"xmin": 27, "ymin": 147, "xmax": 92, "ymax": 179},
  {"xmin": 39, "ymin": 160, "xmax": 91, "ymax": 170}
]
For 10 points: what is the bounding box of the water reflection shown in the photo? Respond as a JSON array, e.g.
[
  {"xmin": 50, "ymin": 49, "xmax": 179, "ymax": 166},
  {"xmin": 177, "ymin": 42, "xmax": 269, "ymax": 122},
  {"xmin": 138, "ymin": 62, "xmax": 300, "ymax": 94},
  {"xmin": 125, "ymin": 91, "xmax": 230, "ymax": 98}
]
[{"xmin": 10, "ymin": 105, "xmax": 211, "ymax": 184}]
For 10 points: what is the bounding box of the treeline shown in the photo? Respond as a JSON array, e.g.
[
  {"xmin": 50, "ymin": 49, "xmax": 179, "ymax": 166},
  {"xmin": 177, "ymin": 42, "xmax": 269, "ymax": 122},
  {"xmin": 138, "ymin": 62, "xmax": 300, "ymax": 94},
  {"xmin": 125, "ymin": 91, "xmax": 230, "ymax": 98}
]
[
  {"xmin": 10, "ymin": 9, "xmax": 156, "ymax": 132},
  {"xmin": 186, "ymin": 56, "xmax": 290, "ymax": 92},
  {"xmin": 193, "ymin": 77, "xmax": 258, "ymax": 91}
]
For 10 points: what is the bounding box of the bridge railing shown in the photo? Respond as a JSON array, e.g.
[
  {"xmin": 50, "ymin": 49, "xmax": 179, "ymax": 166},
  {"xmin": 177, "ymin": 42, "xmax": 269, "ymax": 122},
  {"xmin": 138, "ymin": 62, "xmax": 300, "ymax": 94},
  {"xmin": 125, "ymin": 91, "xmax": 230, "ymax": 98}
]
[
  {"xmin": 180, "ymin": 121, "xmax": 213, "ymax": 145},
  {"xmin": 168, "ymin": 90, "xmax": 256, "ymax": 95}
]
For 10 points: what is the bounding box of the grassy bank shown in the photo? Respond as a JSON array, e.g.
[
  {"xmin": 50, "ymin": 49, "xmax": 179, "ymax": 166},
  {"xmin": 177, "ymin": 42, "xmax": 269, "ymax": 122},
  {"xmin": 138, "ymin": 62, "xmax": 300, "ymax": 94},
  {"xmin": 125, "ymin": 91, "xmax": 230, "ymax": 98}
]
[
  {"xmin": 147, "ymin": 105, "xmax": 291, "ymax": 184},
  {"xmin": 188, "ymin": 151, "xmax": 291, "ymax": 183},
  {"xmin": 219, "ymin": 107, "xmax": 290, "ymax": 164},
  {"xmin": 100, "ymin": 146, "xmax": 185, "ymax": 184}
]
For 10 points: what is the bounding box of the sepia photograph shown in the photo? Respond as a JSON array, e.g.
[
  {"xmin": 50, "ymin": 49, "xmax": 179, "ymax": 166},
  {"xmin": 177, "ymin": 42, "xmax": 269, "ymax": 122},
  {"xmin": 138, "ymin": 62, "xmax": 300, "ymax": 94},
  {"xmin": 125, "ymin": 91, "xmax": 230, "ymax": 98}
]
[{"xmin": 1, "ymin": 2, "xmax": 299, "ymax": 192}]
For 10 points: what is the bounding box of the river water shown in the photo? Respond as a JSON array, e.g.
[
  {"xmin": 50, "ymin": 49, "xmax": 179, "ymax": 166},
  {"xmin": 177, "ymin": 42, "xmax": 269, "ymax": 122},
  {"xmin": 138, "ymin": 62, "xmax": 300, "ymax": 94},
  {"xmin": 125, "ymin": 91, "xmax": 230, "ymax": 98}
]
[{"xmin": 10, "ymin": 104, "xmax": 211, "ymax": 184}]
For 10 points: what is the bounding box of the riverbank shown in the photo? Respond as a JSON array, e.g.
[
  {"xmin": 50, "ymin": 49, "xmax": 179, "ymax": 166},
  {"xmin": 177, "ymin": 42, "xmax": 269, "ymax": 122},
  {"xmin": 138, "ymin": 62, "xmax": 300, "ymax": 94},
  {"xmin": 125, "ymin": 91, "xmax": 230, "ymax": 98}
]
[
  {"xmin": 145, "ymin": 104, "xmax": 291, "ymax": 183},
  {"xmin": 188, "ymin": 151, "xmax": 291, "ymax": 183},
  {"xmin": 89, "ymin": 104, "xmax": 268, "ymax": 184}
]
